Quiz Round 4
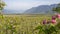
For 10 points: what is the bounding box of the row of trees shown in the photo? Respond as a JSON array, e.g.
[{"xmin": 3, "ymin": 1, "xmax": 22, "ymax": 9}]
[{"xmin": 53, "ymin": 3, "xmax": 60, "ymax": 13}]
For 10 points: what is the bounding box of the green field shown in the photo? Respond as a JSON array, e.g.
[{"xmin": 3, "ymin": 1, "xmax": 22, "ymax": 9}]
[{"xmin": 0, "ymin": 14, "xmax": 60, "ymax": 34}]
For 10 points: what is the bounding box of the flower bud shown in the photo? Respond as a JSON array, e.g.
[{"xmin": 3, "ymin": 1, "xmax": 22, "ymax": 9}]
[
  {"xmin": 42, "ymin": 19, "xmax": 47, "ymax": 24},
  {"xmin": 52, "ymin": 16, "xmax": 56, "ymax": 20}
]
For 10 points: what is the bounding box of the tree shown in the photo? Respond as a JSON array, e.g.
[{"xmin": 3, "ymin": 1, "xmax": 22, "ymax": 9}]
[
  {"xmin": 0, "ymin": 0, "xmax": 6, "ymax": 11},
  {"xmin": 0, "ymin": 0, "xmax": 6, "ymax": 18},
  {"xmin": 53, "ymin": 3, "xmax": 60, "ymax": 13}
]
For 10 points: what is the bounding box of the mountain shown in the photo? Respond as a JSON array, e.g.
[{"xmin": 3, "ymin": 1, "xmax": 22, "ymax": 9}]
[
  {"xmin": 3, "ymin": 4, "xmax": 58, "ymax": 14},
  {"xmin": 24, "ymin": 4, "xmax": 57, "ymax": 14},
  {"xmin": 2, "ymin": 9, "xmax": 24, "ymax": 14}
]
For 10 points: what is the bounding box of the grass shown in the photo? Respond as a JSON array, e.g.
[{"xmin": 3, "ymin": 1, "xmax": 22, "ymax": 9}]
[{"xmin": 0, "ymin": 14, "xmax": 54, "ymax": 34}]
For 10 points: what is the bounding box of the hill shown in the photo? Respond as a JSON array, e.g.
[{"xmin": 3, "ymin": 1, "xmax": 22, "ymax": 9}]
[{"xmin": 24, "ymin": 4, "xmax": 57, "ymax": 14}]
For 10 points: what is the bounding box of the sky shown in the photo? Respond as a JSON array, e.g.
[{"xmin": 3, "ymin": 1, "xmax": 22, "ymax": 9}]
[{"xmin": 3, "ymin": 0, "xmax": 60, "ymax": 12}]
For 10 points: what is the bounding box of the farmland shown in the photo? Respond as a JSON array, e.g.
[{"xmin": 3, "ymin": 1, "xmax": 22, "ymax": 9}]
[{"xmin": 0, "ymin": 14, "xmax": 60, "ymax": 34}]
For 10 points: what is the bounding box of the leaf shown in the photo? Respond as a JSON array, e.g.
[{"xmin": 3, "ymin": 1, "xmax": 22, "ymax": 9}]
[{"xmin": 34, "ymin": 25, "xmax": 42, "ymax": 30}]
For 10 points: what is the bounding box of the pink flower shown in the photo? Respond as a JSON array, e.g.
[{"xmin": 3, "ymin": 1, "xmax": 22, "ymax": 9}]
[
  {"xmin": 51, "ymin": 19, "xmax": 56, "ymax": 24},
  {"xmin": 56, "ymin": 14, "xmax": 60, "ymax": 19}
]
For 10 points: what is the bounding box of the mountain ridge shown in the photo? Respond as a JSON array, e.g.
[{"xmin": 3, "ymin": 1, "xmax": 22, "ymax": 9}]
[
  {"xmin": 24, "ymin": 4, "xmax": 57, "ymax": 14},
  {"xmin": 3, "ymin": 4, "xmax": 58, "ymax": 14}
]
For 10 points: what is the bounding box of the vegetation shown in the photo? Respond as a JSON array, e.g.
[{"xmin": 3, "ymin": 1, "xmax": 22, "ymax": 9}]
[
  {"xmin": 0, "ymin": 15, "xmax": 51, "ymax": 34},
  {"xmin": 0, "ymin": 0, "xmax": 6, "ymax": 10},
  {"xmin": 0, "ymin": 0, "xmax": 60, "ymax": 34},
  {"xmin": 53, "ymin": 3, "xmax": 60, "ymax": 13},
  {"xmin": 0, "ymin": 14, "xmax": 59, "ymax": 34},
  {"xmin": 34, "ymin": 3, "xmax": 60, "ymax": 34}
]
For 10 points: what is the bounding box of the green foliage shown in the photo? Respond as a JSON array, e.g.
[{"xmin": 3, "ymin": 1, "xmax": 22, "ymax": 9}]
[
  {"xmin": 53, "ymin": 3, "xmax": 60, "ymax": 13},
  {"xmin": 34, "ymin": 25, "xmax": 44, "ymax": 34},
  {"xmin": 34, "ymin": 14, "xmax": 60, "ymax": 34},
  {"xmin": 55, "ymin": 22, "xmax": 60, "ymax": 30},
  {"xmin": 34, "ymin": 24, "xmax": 60, "ymax": 34},
  {"xmin": 0, "ymin": 15, "xmax": 60, "ymax": 34},
  {"xmin": 0, "ymin": 0, "xmax": 6, "ymax": 10},
  {"xmin": 0, "ymin": 15, "xmax": 51, "ymax": 34}
]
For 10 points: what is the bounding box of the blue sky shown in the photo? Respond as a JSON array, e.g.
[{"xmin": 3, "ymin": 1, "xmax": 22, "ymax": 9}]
[{"xmin": 3, "ymin": 0, "xmax": 60, "ymax": 11}]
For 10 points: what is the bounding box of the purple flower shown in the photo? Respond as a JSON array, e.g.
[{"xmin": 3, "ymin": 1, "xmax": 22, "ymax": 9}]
[
  {"xmin": 52, "ymin": 16, "xmax": 56, "ymax": 20},
  {"xmin": 42, "ymin": 19, "xmax": 47, "ymax": 24}
]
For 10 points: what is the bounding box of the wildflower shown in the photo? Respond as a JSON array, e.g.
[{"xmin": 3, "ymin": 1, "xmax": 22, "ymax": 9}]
[
  {"xmin": 56, "ymin": 14, "xmax": 60, "ymax": 19},
  {"xmin": 42, "ymin": 19, "xmax": 47, "ymax": 24},
  {"xmin": 51, "ymin": 19, "xmax": 56, "ymax": 24},
  {"xmin": 52, "ymin": 16, "xmax": 56, "ymax": 20}
]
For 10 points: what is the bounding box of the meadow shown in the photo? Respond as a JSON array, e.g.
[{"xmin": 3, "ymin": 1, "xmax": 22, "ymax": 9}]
[{"xmin": 0, "ymin": 14, "xmax": 60, "ymax": 34}]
